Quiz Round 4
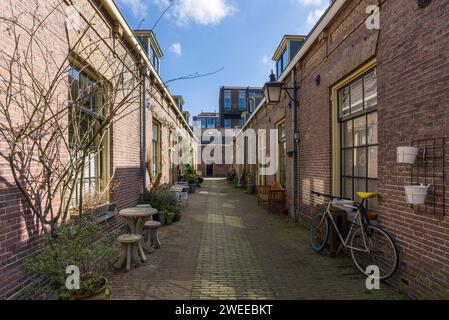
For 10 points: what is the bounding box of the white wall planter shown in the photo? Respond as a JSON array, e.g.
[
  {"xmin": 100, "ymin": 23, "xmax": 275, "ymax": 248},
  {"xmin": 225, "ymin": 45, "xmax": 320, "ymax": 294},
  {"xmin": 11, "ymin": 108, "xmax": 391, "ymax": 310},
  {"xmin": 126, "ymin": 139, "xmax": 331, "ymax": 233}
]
[
  {"xmin": 397, "ymin": 146, "xmax": 421, "ymax": 164},
  {"xmin": 404, "ymin": 184, "xmax": 431, "ymax": 205}
]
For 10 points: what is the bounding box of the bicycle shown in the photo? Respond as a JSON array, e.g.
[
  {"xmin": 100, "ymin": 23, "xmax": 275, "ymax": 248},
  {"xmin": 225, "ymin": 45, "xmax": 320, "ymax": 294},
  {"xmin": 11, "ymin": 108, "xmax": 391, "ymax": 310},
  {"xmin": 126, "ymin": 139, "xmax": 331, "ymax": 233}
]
[{"xmin": 309, "ymin": 191, "xmax": 399, "ymax": 280}]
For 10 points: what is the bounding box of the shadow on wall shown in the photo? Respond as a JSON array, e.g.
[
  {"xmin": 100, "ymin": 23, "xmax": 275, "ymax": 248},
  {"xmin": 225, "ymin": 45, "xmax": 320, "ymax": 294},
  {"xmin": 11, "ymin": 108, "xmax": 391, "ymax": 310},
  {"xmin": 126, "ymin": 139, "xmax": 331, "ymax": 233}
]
[{"xmin": 109, "ymin": 166, "xmax": 143, "ymax": 211}]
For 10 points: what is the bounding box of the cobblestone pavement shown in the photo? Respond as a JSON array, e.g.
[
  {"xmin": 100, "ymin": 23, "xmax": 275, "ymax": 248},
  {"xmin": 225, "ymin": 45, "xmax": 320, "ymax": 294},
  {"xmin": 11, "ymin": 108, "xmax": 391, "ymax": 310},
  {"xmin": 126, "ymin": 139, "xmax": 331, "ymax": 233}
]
[{"xmin": 111, "ymin": 178, "xmax": 403, "ymax": 300}]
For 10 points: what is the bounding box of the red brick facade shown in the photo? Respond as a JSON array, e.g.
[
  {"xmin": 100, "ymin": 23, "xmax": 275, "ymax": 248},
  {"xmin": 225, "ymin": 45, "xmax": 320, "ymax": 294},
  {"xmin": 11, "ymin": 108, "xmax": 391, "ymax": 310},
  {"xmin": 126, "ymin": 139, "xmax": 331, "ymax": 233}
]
[
  {"xmin": 241, "ymin": 0, "xmax": 449, "ymax": 299},
  {"xmin": 0, "ymin": 0, "xmax": 196, "ymax": 299}
]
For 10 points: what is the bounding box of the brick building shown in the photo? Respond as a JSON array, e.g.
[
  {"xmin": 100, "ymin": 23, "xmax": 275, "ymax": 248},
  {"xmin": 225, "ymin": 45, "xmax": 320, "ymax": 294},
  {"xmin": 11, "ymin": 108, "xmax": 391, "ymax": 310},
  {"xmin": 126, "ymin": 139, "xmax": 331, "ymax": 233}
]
[
  {"xmin": 219, "ymin": 86, "xmax": 263, "ymax": 129},
  {"xmin": 0, "ymin": 0, "xmax": 196, "ymax": 299},
  {"xmin": 238, "ymin": 0, "xmax": 449, "ymax": 299}
]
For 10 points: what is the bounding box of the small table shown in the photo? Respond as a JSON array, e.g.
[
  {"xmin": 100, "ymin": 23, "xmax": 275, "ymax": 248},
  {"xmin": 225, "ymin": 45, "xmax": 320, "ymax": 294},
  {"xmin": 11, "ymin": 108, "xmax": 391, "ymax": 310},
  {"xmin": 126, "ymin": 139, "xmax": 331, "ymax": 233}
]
[{"xmin": 119, "ymin": 207, "xmax": 158, "ymax": 266}]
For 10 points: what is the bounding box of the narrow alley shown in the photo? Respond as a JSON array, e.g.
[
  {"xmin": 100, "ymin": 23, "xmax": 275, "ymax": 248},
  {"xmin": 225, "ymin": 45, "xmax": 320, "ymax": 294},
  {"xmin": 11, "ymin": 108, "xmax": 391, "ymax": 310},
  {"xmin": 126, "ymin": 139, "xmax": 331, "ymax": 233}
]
[{"xmin": 111, "ymin": 179, "xmax": 401, "ymax": 300}]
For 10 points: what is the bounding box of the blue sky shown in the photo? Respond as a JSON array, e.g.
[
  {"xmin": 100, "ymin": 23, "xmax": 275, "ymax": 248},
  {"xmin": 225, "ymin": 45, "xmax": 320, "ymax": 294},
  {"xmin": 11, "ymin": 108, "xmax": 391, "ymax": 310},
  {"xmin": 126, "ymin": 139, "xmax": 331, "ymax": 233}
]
[{"xmin": 116, "ymin": 0, "xmax": 329, "ymax": 119}]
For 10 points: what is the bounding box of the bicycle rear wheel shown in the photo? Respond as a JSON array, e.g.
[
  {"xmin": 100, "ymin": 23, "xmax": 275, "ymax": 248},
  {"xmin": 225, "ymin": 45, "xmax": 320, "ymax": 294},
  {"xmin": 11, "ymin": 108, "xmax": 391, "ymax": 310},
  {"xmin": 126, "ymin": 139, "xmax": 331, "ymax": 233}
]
[
  {"xmin": 310, "ymin": 213, "xmax": 329, "ymax": 253},
  {"xmin": 350, "ymin": 225, "xmax": 399, "ymax": 280}
]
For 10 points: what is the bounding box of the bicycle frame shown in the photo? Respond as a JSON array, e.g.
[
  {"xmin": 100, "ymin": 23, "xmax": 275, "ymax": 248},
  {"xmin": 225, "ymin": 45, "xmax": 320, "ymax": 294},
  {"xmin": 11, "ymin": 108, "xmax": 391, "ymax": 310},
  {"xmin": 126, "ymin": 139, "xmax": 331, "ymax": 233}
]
[{"xmin": 319, "ymin": 199, "xmax": 370, "ymax": 254}]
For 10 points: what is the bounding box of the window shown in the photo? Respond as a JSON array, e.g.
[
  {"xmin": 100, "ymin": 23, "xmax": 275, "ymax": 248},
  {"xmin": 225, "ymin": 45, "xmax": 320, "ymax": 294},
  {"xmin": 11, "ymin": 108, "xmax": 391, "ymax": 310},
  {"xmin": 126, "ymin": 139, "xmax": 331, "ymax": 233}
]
[
  {"xmin": 200, "ymin": 118, "xmax": 207, "ymax": 128},
  {"xmin": 224, "ymin": 90, "xmax": 231, "ymax": 111},
  {"xmin": 68, "ymin": 65, "xmax": 108, "ymax": 208},
  {"xmin": 169, "ymin": 132, "xmax": 177, "ymax": 185},
  {"xmin": 239, "ymin": 91, "xmax": 246, "ymax": 111},
  {"xmin": 238, "ymin": 119, "xmax": 244, "ymax": 128},
  {"xmin": 276, "ymin": 48, "xmax": 289, "ymax": 78},
  {"xmin": 277, "ymin": 122, "xmax": 287, "ymax": 187},
  {"xmin": 152, "ymin": 121, "xmax": 161, "ymax": 178},
  {"xmin": 338, "ymin": 68, "xmax": 378, "ymax": 209},
  {"xmin": 207, "ymin": 118, "xmax": 216, "ymax": 129},
  {"xmin": 224, "ymin": 119, "xmax": 232, "ymax": 129},
  {"xmin": 149, "ymin": 45, "xmax": 160, "ymax": 73}
]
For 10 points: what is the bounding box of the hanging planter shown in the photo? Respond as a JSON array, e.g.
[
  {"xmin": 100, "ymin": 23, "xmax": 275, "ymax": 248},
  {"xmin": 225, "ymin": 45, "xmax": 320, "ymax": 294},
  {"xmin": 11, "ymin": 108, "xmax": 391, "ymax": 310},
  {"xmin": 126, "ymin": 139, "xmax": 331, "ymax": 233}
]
[
  {"xmin": 404, "ymin": 184, "xmax": 431, "ymax": 205},
  {"xmin": 397, "ymin": 146, "xmax": 422, "ymax": 164}
]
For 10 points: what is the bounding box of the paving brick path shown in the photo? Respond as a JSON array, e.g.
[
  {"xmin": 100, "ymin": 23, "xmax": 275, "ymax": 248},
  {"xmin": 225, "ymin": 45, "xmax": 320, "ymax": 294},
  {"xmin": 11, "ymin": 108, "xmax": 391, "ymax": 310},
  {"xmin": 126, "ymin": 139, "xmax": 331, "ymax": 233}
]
[{"xmin": 111, "ymin": 178, "xmax": 402, "ymax": 300}]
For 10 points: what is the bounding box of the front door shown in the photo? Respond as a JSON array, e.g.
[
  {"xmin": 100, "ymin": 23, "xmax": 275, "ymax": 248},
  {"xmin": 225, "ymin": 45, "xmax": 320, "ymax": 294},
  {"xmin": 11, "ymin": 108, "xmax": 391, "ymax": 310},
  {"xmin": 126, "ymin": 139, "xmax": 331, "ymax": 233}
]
[{"xmin": 206, "ymin": 164, "xmax": 214, "ymax": 177}]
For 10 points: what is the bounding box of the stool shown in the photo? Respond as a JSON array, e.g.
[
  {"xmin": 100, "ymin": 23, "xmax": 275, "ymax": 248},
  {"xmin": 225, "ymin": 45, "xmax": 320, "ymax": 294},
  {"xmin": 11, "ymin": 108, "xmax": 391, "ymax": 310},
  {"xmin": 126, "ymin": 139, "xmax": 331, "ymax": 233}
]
[
  {"xmin": 115, "ymin": 234, "xmax": 144, "ymax": 272},
  {"xmin": 144, "ymin": 221, "xmax": 161, "ymax": 250}
]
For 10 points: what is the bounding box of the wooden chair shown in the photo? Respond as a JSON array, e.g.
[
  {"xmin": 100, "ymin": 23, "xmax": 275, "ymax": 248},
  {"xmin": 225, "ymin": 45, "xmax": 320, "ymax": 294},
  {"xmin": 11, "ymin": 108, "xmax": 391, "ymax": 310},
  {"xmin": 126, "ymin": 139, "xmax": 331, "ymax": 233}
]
[
  {"xmin": 257, "ymin": 185, "xmax": 271, "ymax": 206},
  {"xmin": 268, "ymin": 182, "xmax": 286, "ymax": 214}
]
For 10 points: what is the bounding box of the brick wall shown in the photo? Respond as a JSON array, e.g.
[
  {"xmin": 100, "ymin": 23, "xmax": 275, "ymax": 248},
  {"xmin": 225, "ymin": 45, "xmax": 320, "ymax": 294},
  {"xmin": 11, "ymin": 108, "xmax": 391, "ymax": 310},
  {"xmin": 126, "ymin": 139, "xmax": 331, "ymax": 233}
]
[
  {"xmin": 295, "ymin": 0, "xmax": 449, "ymax": 299},
  {"xmin": 241, "ymin": 0, "xmax": 449, "ymax": 299},
  {"xmin": 0, "ymin": 0, "xmax": 195, "ymax": 299}
]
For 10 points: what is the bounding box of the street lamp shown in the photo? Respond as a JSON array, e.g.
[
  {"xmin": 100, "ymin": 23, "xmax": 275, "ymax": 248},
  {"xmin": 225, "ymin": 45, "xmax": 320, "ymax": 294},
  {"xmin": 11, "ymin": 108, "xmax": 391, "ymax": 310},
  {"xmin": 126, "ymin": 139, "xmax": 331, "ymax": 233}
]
[
  {"xmin": 263, "ymin": 71, "xmax": 283, "ymax": 105},
  {"xmin": 262, "ymin": 69, "xmax": 300, "ymax": 223},
  {"xmin": 263, "ymin": 70, "xmax": 298, "ymax": 105}
]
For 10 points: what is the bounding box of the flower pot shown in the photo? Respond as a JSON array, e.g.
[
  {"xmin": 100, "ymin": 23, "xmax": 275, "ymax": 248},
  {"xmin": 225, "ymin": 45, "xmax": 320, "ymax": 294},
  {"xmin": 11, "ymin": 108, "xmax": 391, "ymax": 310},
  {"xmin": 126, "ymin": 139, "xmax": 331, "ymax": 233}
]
[
  {"xmin": 159, "ymin": 214, "xmax": 167, "ymax": 225},
  {"xmin": 247, "ymin": 184, "xmax": 255, "ymax": 194},
  {"xmin": 69, "ymin": 277, "xmax": 111, "ymax": 300},
  {"xmin": 397, "ymin": 146, "xmax": 420, "ymax": 164},
  {"xmin": 404, "ymin": 184, "xmax": 430, "ymax": 205}
]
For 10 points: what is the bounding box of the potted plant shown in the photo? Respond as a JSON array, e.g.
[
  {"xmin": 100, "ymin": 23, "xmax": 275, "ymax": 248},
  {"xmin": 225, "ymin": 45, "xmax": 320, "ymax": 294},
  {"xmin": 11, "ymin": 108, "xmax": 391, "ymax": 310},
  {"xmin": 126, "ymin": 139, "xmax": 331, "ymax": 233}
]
[
  {"xmin": 182, "ymin": 164, "xmax": 198, "ymax": 193},
  {"xmin": 246, "ymin": 172, "xmax": 256, "ymax": 194},
  {"xmin": 404, "ymin": 184, "xmax": 431, "ymax": 205},
  {"xmin": 145, "ymin": 185, "xmax": 181, "ymax": 225},
  {"xmin": 397, "ymin": 146, "xmax": 423, "ymax": 164},
  {"xmin": 24, "ymin": 217, "xmax": 114, "ymax": 300}
]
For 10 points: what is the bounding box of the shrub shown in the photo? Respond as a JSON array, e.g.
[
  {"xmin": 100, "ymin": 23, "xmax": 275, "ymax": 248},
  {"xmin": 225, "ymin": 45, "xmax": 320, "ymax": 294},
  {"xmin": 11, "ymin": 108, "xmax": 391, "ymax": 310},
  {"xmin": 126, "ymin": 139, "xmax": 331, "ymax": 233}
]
[
  {"xmin": 144, "ymin": 184, "xmax": 181, "ymax": 218},
  {"xmin": 24, "ymin": 217, "xmax": 115, "ymax": 300}
]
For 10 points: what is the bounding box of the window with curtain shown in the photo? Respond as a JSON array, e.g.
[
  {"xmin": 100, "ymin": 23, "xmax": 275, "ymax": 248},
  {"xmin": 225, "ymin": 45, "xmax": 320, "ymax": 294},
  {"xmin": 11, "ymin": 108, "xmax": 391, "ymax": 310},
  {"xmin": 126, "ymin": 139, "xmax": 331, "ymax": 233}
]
[
  {"xmin": 338, "ymin": 68, "xmax": 378, "ymax": 209},
  {"xmin": 68, "ymin": 65, "xmax": 107, "ymax": 209},
  {"xmin": 278, "ymin": 122, "xmax": 287, "ymax": 187},
  {"xmin": 152, "ymin": 121, "xmax": 161, "ymax": 178}
]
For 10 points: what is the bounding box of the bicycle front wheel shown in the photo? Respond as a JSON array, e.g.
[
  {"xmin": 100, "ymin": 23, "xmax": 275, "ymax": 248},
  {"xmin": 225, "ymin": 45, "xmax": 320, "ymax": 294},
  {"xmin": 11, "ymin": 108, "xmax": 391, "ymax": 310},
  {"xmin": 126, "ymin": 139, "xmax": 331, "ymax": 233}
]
[
  {"xmin": 310, "ymin": 213, "xmax": 329, "ymax": 253},
  {"xmin": 350, "ymin": 225, "xmax": 399, "ymax": 280}
]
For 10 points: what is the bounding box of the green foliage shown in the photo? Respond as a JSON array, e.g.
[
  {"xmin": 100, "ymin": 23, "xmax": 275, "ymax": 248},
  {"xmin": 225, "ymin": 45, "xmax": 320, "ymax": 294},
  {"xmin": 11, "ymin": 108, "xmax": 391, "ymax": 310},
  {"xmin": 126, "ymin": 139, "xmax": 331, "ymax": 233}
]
[
  {"xmin": 24, "ymin": 217, "xmax": 115, "ymax": 299},
  {"xmin": 166, "ymin": 211, "xmax": 177, "ymax": 224},
  {"xmin": 182, "ymin": 164, "xmax": 198, "ymax": 184},
  {"xmin": 143, "ymin": 184, "xmax": 181, "ymax": 217}
]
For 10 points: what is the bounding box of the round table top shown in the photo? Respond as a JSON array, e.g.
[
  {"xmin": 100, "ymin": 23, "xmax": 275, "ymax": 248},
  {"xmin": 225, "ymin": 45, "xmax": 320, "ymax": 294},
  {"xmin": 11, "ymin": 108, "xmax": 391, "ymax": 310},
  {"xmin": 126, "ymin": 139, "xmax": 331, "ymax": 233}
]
[{"xmin": 119, "ymin": 207, "xmax": 158, "ymax": 218}]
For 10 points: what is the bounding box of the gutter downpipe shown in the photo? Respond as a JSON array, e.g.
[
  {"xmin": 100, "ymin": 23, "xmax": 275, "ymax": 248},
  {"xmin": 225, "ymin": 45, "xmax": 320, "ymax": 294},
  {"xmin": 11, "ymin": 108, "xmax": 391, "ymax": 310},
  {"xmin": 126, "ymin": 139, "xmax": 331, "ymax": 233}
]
[
  {"xmin": 291, "ymin": 67, "xmax": 299, "ymax": 223},
  {"xmin": 141, "ymin": 66, "xmax": 148, "ymax": 192}
]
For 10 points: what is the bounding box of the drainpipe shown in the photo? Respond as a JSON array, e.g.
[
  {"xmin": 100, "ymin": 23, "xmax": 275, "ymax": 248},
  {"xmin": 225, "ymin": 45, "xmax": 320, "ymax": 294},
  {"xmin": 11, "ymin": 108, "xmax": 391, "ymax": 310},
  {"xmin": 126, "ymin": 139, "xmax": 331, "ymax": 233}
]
[
  {"xmin": 291, "ymin": 67, "xmax": 299, "ymax": 223},
  {"xmin": 141, "ymin": 66, "xmax": 148, "ymax": 192}
]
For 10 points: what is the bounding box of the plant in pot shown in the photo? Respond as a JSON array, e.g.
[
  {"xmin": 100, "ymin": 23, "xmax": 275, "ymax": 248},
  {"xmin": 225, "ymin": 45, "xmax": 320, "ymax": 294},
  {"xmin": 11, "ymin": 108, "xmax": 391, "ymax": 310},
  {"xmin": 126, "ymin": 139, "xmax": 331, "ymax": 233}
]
[
  {"xmin": 146, "ymin": 185, "xmax": 181, "ymax": 225},
  {"xmin": 24, "ymin": 217, "xmax": 115, "ymax": 300},
  {"xmin": 182, "ymin": 164, "xmax": 198, "ymax": 193},
  {"xmin": 246, "ymin": 171, "xmax": 256, "ymax": 194}
]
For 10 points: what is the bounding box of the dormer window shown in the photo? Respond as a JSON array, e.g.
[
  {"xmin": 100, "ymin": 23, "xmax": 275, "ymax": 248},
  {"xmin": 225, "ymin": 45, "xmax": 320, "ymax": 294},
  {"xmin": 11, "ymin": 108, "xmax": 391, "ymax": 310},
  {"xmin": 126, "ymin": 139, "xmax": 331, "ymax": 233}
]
[
  {"xmin": 134, "ymin": 30, "xmax": 163, "ymax": 74},
  {"xmin": 273, "ymin": 35, "xmax": 306, "ymax": 79},
  {"xmin": 276, "ymin": 48, "xmax": 289, "ymax": 78}
]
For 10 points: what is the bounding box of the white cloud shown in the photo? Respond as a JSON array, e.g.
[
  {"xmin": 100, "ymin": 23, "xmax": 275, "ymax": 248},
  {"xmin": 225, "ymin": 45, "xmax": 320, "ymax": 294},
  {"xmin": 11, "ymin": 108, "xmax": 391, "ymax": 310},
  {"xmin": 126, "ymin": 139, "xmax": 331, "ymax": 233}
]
[
  {"xmin": 306, "ymin": 8, "xmax": 326, "ymax": 25},
  {"xmin": 169, "ymin": 42, "xmax": 182, "ymax": 56},
  {"xmin": 261, "ymin": 55, "xmax": 270, "ymax": 65},
  {"xmin": 155, "ymin": 0, "xmax": 236, "ymax": 26},
  {"xmin": 119, "ymin": 0, "xmax": 148, "ymax": 17}
]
